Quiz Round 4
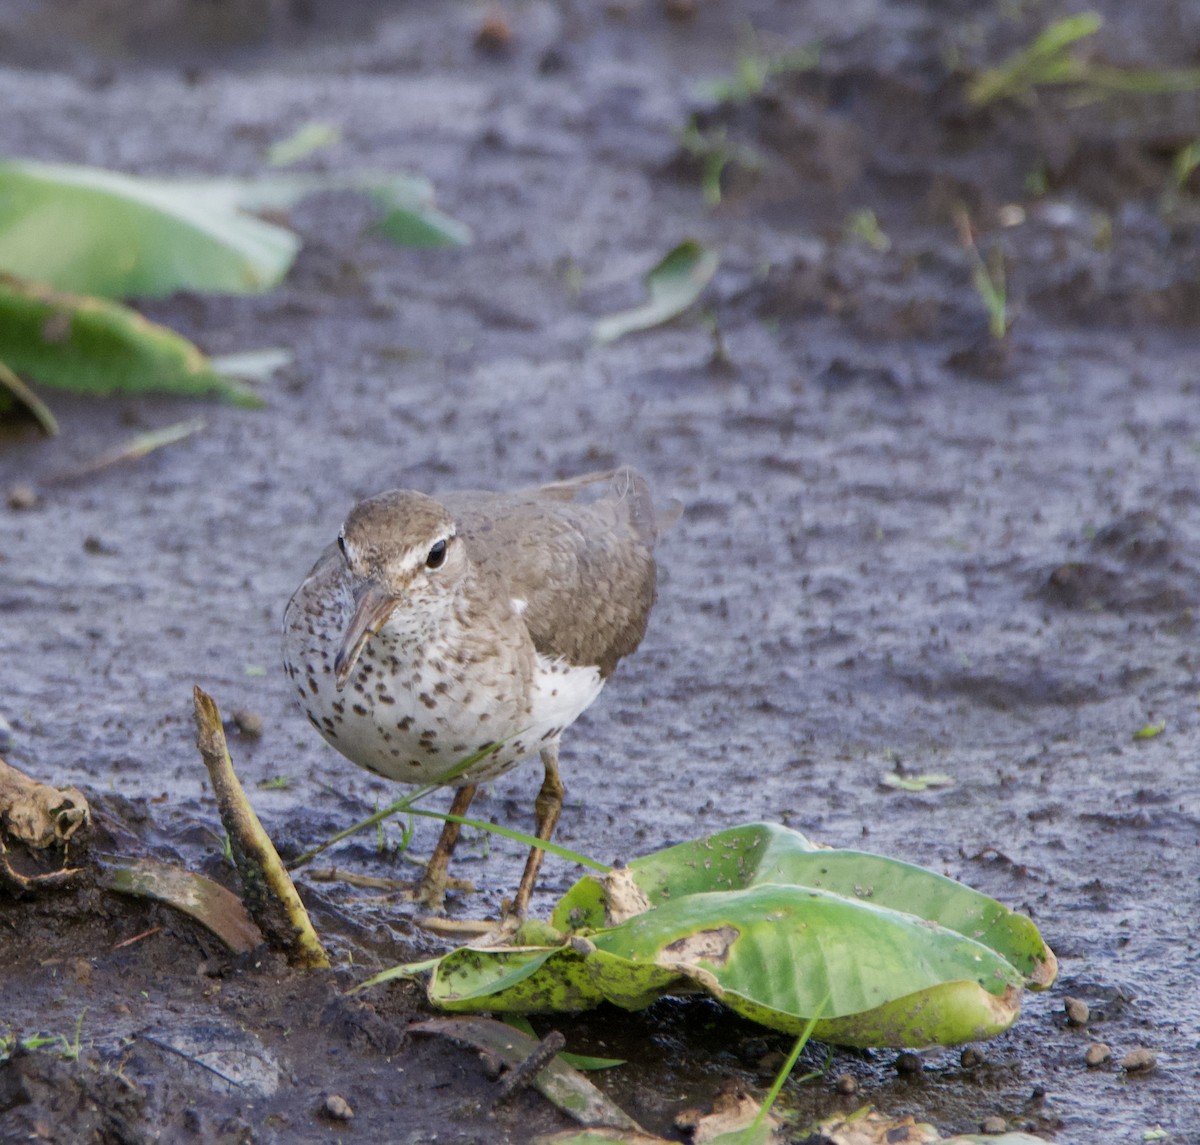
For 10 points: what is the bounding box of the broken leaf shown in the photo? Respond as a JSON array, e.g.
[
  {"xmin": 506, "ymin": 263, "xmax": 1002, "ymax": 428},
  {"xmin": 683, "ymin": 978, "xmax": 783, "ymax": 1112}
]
[
  {"xmin": 593, "ymin": 240, "xmax": 719, "ymax": 344},
  {"xmin": 395, "ymin": 824, "xmax": 1056, "ymax": 1049},
  {"xmin": 881, "ymin": 773, "xmax": 955, "ymax": 792},
  {"xmin": 101, "ymin": 857, "xmax": 262, "ymax": 953},
  {"xmin": 1132, "ymin": 721, "xmax": 1165, "ymax": 740},
  {"xmin": 0, "ymin": 274, "xmax": 260, "ymax": 406},
  {"xmin": 209, "ymin": 347, "xmax": 293, "ymax": 381}
]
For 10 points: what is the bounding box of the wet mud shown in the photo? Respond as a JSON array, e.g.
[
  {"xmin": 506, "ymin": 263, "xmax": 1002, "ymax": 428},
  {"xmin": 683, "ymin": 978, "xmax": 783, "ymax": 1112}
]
[{"xmin": 2, "ymin": 1, "xmax": 1200, "ymax": 1141}]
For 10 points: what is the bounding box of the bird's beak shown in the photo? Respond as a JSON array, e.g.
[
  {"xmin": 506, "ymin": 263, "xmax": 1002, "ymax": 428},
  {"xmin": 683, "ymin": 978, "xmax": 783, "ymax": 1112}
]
[{"xmin": 333, "ymin": 577, "xmax": 398, "ymax": 691}]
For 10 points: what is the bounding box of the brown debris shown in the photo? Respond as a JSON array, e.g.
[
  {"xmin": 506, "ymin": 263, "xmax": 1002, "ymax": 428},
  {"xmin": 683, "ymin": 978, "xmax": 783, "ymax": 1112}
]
[{"xmin": 0, "ymin": 757, "xmax": 90, "ymax": 894}]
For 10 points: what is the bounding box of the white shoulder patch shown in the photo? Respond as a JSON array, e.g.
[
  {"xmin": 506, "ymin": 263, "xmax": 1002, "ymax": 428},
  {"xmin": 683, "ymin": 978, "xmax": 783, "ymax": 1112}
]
[{"xmin": 511, "ymin": 597, "xmax": 528, "ymax": 616}]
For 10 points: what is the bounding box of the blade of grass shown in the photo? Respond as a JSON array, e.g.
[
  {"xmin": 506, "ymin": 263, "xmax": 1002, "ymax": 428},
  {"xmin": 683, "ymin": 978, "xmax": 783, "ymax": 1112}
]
[
  {"xmin": 0, "ymin": 358, "xmax": 58, "ymax": 435},
  {"xmin": 406, "ymin": 807, "xmax": 609, "ymax": 872},
  {"xmin": 53, "ymin": 417, "xmax": 206, "ymax": 480},
  {"xmin": 746, "ymin": 1001, "xmax": 827, "ymax": 1140}
]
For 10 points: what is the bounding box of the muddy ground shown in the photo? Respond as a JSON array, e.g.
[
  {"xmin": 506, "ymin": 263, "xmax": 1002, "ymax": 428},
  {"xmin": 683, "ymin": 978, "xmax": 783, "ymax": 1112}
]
[{"xmin": 2, "ymin": 0, "xmax": 1200, "ymax": 1141}]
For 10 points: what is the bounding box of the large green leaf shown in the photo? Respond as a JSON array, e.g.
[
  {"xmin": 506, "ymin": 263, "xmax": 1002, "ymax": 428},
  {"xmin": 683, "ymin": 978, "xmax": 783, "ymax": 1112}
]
[
  {"xmin": 553, "ymin": 823, "xmax": 1054, "ymax": 987},
  {"xmin": 410, "ymin": 824, "xmax": 1057, "ymax": 1049},
  {"xmin": 0, "ymin": 274, "xmax": 259, "ymax": 405},
  {"xmin": 0, "ymin": 160, "xmax": 471, "ymax": 300},
  {"xmin": 0, "ymin": 159, "xmax": 300, "ymax": 298}
]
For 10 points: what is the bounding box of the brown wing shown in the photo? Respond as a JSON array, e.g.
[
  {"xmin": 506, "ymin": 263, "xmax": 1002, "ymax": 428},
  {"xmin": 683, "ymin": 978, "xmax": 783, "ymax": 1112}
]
[{"xmin": 442, "ymin": 468, "xmax": 659, "ymax": 676}]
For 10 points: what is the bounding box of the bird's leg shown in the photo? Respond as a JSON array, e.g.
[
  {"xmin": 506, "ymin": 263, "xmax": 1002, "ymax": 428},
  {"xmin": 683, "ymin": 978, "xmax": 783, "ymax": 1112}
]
[
  {"xmin": 415, "ymin": 783, "xmax": 478, "ymax": 911},
  {"xmin": 508, "ymin": 745, "xmax": 565, "ymax": 920}
]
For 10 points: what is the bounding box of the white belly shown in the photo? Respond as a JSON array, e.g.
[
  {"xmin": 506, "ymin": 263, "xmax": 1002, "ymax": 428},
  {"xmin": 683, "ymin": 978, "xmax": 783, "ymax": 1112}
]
[{"xmin": 285, "ymin": 576, "xmax": 605, "ymax": 786}]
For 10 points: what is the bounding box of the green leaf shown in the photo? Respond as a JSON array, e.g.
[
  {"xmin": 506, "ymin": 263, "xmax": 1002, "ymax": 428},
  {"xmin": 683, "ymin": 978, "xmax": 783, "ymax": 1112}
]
[
  {"xmin": 225, "ymin": 172, "xmax": 472, "ymax": 248},
  {"xmin": 0, "ymin": 159, "xmax": 300, "ymax": 298},
  {"xmin": 367, "ymin": 181, "xmax": 473, "ymax": 248},
  {"xmin": 555, "ymin": 823, "xmax": 1053, "ymax": 987},
  {"xmin": 0, "ymin": 160, "xmax": 470, "ymax": 302},
  {"xmin": 0, "ymin": 274, "xmax": 260, "ymax": 406},
  {"xmin": 593, "ymin": 240, "xmax": 719, "ymax": 344},
  {"xmin": 405, "ymin": 824, "xmax": 1057, "ymax": 1049},
  {"xmin": 1133, "ymin": 721, "xmax": 1165, "ymax": 740},
  {"xmin": 268, "ymin": 121, "xmax": 341, "ymax": 167}
]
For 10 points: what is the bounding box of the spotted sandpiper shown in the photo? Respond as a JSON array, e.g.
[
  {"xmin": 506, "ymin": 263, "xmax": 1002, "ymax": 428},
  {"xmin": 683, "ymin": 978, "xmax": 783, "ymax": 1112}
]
[{"xmin": 283, "ymin": 468, "xmax": 659, "ymax": 916}]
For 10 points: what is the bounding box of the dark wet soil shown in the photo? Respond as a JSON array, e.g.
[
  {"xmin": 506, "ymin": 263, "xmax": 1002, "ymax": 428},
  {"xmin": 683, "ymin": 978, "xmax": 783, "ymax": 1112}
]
[{"xmin": 3, "ymin": 1, "xmax": 1200, "ymax": 1141}]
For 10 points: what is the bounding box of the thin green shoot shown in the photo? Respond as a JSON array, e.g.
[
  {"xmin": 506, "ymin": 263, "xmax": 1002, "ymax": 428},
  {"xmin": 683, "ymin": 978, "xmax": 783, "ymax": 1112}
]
[
  {"xmin": 0, "ymin": 358, "xmax": 59, "ymax": 436},
  {"xmin": 968, "ymin": 13, "xmax": 1200, "ymax": 107},
  {"xmin": 4, "ymin": 1010, "xmax": 87, "ymax": 1062},
  {"xmin": 288, "ymin": 739, "xmax": 606, "ymax": 874},
  {"xmin": 678, "ymin": 120, "xmax": 765, "ymax": 207},
  {"xmin": 1024, "ymin": 168, "xmax": 1049, "ymax": 196},
  {"xmin": 256, "ymin": 776, "xmax": 291, "ymax": 790},
  {"xmin": 1173, "ymin": 140, "xmax": 1200, "ymax": 188},
  {"xmin": 405, "ymin": 806, "xmax": 607, "ymax": 871},
  {"xmin": 288, "ymin": 742, "xmax": 505, "ymax": 868},
  {"xmin": 680, "ymin": 120, "xmax": 732, "ymax": 206},
  {"xmin": 968, "ymin": 13, "xmax": 1101, "ymax": 106},
  {"xmin": 845, "ymin": 208, "xmax": 891, "ymax": 252},
  {"xmin": 744, "ymin": 999, "xmax": 828, "ymax": 1141},
  {"xmin": 955, "ymin": 207, "xmax": 1008, "ymax": 340},
  {"xmin": 698, "ymin": 28, "xmax": 819, "ymax": 105}
]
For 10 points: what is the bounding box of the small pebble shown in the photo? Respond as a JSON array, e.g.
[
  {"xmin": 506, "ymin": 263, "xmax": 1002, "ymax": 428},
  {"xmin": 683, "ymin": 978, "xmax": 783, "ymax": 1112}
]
[
  {"xmin": 960, "ymin": 1046, "xmax": 985, "ymax": 1068},
  {"xmin": 834, "ymin": 1072, "xmax": 858, "ymax": 1095},
  {"xmin": 475, "ymin": 6, "xmax": 513, "ymax": 52},
  {"xmin": 664, "ymin": 0, "xmax": 696, "ymax": 19},
  {"xmin": 0, "ymin": 713, "xmax": 12, "ymax": 753},
  {"xmin": 231, "ymin": 709, "xmax": 264, "ymax": 738},
  {"xmin": 1121, "ymin": 1048, "xmax": 1157, "ymax": 1073},
  {"xmin": 895, "ymin": 1051, "xmax": 923, "ymax": 1075},
  {"xmin": 323, "ymin": 1094, "xmax": 353, "ymax": 1121},
  {"xmin": 1084, "ymin": 1042, "xmax": 1111, "ymax": 1067},
  {"xmin": 1064, "ymin": 996, "xmax": 1090, "ymax": 1026},
  {"xmin": 7, "ymin": 484, "xmax": 37, "ymax": 511},
  {"xmin": 981, "ymin": 1115, "xmax": 1007, "ymax": 1134}
]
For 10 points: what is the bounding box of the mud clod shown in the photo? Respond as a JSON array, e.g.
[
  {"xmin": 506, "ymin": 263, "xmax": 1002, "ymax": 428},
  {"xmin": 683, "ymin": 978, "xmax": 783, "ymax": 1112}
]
[
  {"xmin": 1121, "ymin": 1048, "xmax": 1158, "ymax": 1074},
  {"xmin": 1064, "ymin": 997, "xmax": 1090, "ymax": 1026}
]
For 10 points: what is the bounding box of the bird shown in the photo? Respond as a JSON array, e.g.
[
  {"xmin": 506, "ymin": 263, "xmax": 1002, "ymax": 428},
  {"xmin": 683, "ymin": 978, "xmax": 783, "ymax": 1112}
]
[{"xmin": 282, "ymin": 468, "xmax": 659, "ymax": 917}]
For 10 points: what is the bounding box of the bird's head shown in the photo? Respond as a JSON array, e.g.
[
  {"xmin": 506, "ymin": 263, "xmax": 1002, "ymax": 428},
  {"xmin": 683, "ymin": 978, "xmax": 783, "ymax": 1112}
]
[{"xmin": 332, "ymin": 491, "xmax": 466, "ymax": 690}]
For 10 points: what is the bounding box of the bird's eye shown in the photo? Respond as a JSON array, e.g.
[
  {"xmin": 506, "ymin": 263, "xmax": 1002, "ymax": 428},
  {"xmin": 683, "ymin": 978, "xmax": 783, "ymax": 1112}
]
[
  {"xmin": 337, "ymin": 533, "xmax": 348, "ymax": 560},
  {"xmin": 426, "ymin": 539, "xmax": 448, "ymax": 570}
]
